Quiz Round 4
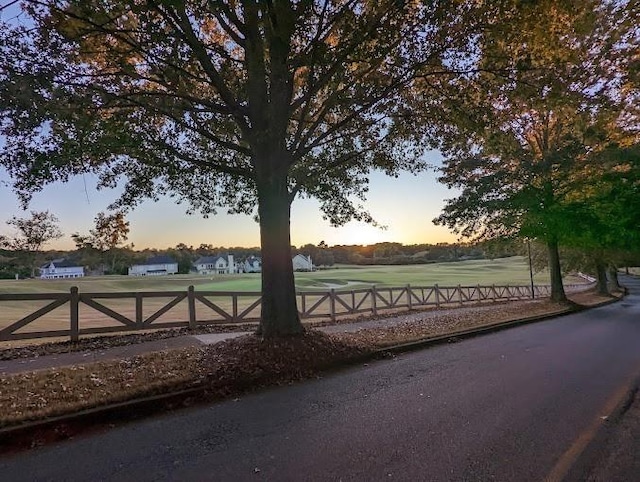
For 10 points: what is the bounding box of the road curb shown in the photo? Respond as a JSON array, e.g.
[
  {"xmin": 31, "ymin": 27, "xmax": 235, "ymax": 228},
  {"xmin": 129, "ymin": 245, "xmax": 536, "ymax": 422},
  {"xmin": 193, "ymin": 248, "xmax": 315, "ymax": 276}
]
[
  {"xmin": 377, "ymin": 293, "xmax": 624, "ymax": 355},
  {"xmin": 377, "ymin": 308, "xmax": 575, "ymax": 355},
  {"xmin": 0, "ymin": 386, "xmax": 207, "ymax": 453},
  {"xmin": 0, "ymin": 294, "xmax": 624, "ymax": 453}
]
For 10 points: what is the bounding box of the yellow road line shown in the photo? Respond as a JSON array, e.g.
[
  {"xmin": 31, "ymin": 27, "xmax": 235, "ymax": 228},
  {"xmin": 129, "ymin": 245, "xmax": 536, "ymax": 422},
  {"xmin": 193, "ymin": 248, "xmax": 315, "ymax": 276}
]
[{"xmin": 545, "ymin": 372, "xmax": 640, "ymax": 482}]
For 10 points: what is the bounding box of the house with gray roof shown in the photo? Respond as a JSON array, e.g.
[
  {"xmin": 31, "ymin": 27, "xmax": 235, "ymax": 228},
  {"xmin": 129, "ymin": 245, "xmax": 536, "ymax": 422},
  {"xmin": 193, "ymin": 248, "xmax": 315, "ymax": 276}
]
[
  {"xmin": 194, "ymin": 255, "xmax": 236, "ymax": 274},
  {"xmin": 241, "ymin": 256, "xmax": 261, "ymax": 273},
  {"xmin": 128, "ymin": 255, "xmax": 178, "ymax": 276},
  {"xmin": 292, "ymin": 254, "xmax": 314, "ymax": 272},
  {"xmin": 40, "ymin": 258, "xmax": 85, "ymax": 279}
]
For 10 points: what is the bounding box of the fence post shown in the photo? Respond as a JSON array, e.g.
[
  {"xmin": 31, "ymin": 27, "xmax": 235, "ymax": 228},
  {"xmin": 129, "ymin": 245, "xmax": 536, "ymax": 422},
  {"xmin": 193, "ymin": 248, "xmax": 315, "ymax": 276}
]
[
  {"xmin": 435, "ymin": 284, "xmax": 440, "ymax": 309},
  {"xmin": 477, "ymin": 284, "xmax": 481, "ymax": 303},
  {"xmin": 300, "ymin": 292, "xmax": 306, "ymax": 318},
  {"xmin": 70, "ymin": 286, "xmax": 79, "ymax": 342},
  {"xmin": 232, "ymin": 294, "xmax": 238, "ymax": 322},
  {"xmin": 135, "ymin": 293, "xmax": 143, "ymax": 327},
  {"xmin": 406, "ymin": 284, "xmax": 412, "ymax": 310},
  {"xmin": 187, "ymin": 285, "xmax": 196, "ymax": 330},
  {"xmin": 351, "ymin": 290, "xmax": 356, "ymax": 314},
  {"xmin": 458, "ymin": 284, "xmax": 463, "ymax": 306},
  {"xmin": 492, "ymin": 284, "xmax": 496, "ymax": 302},
  {"xmin": 330, "ymin": 288, "xmax": 336, "ymax": 322},
  {"xmin": 371, "ymin": 285, "xmax": 378, "ymax": 316}
]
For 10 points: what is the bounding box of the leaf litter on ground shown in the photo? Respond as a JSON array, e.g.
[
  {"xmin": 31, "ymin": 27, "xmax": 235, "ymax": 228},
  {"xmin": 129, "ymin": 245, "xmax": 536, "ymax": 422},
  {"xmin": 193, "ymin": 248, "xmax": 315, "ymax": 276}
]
[{"xmin": 0, "ymin": 289, "xmax": 622, "ymax": 428}]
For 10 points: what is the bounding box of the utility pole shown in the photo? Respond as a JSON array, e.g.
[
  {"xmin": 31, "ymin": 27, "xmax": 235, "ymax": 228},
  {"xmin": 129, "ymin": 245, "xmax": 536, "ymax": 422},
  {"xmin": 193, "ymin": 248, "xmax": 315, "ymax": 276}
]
[{"xmin": 527, "ymin": 238, "xmax": 535, "ymax": 299}]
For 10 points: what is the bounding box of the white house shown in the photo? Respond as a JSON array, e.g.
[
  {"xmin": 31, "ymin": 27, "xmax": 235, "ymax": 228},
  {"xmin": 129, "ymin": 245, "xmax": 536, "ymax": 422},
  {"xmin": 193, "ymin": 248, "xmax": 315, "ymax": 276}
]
[
  {"xmin": 40, "ymin": 259, "xmax": 85, "ymax": 279},
  {"xmin": 241, "ymin": 256, "xmax": 261, "ymax": 273},
  {"xmin": 194, "ymin": 255, "xmax": 236, "ymax": 274},
  {"xmin": 128, "ymin": 256, "xmax": 178, "ymax": 276},
  {"xmin": 292, "ymin": 254, "xmax": 313, "ymax": 271}
]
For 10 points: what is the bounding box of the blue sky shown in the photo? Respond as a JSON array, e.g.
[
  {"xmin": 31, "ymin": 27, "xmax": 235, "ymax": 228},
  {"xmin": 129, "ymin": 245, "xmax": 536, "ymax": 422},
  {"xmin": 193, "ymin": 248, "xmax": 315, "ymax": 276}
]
[{"xmin": 0, "ymin": 162, "xmax": 458, "ymax": 250}]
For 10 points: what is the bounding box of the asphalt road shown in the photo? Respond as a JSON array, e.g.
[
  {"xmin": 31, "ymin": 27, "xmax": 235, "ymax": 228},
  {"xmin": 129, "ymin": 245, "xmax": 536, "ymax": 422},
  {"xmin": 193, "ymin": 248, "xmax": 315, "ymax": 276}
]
[{"xmin": 3, "ymin": 278, "xmax": 640, "ymax": 482}]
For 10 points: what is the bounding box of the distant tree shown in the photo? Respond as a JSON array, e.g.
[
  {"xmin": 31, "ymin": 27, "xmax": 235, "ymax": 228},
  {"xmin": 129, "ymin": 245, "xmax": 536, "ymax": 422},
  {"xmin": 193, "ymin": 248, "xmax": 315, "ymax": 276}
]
[
  {"xmin": 1, "ymin": 210, "xmax": 63, "ymax": 276},
  {"xmin": 168, "ymin": 243, "xmax": 196, "ymax": 274},
  {"xmin": 72, "ymin": 211, "xmax": 130, "ymax": 273},
  {"xmin": 314, "ymin": 241, "xmax": 334, "ymax": 267},
  {"xmin": 328, "ymin": 245, "xmax": 352, "ymax": 264},
  {"xmin": 0, "ymin": 250, "xmax": 30, "ymax": 279},
  {"xmin": 91, "ymin": 212, "xmax": 130, "ymax": 251},
  {"xmin": 195, "ymin": 244, "xmax": 215, "ymax": 257},
  {"xmin": 70, "ymin": 233, "xmax": 103, "ymax": 272},
  {"xmin": 478, "ymin": 238, "xmax": 522, "ymax": 261},
  {"xmin": 93, "ymin": 211, "xmax": 130, "ymax": 273},
  {"xmin": 373, "ymin": 243, "xmax": 403, "ymax": 259}
]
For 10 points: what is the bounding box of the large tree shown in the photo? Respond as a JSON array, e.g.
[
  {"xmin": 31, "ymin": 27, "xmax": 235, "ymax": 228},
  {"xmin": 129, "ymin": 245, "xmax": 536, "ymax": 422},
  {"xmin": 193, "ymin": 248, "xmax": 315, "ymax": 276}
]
[
  {"xmin": 431, "ymin": 0, "xmax": 638, "ymax": 302},
  {"xmin": 563, "ymin": 144, "xmax": 640, "ymax": 294},
  {"xmin": 0, "ymin": 0, "xmax": 507, "ymax": 336},
  {"xmin": 434, "ymin": 104, "xmax": 597, "ymax": 301}
]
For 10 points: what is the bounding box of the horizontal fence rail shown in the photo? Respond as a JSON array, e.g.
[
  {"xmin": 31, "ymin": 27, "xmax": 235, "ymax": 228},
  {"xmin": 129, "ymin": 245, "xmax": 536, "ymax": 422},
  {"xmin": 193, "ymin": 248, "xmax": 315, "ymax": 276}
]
[{"xmin": 0, "ymin": 283, "xmax": 592, "ymax": 343}]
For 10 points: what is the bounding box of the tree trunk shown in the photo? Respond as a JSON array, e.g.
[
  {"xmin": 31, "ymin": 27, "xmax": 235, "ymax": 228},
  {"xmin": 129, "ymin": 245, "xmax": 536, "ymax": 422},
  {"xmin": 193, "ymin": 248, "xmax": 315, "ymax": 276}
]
[
  {"xmin": 110, "ymin": 251, "xmax": 118, "ymax": 274},
  {"xmin": 547, "ymin": 238, "xmax": 567, "ymax": 302},
  {"xmin": 256, "ymin": 174, "xmax": 304, "ymax": 337},
  {"xmin": 29, "ymin": 252, "xmax": 37, "ymax": 278},
  {"xmin": 609, "ymin": 266, "xmax": 621, "ymax": 291},
  {"xmin": 595, "ymin": 259, "xmax": 610, "ymax": 296}
]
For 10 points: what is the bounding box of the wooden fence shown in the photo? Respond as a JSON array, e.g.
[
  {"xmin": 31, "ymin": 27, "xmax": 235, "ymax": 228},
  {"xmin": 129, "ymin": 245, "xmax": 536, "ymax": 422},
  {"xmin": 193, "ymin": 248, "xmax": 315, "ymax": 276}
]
[{"xmin": 0, "ymin": 283, "xmax": 591, "ymax": 343}]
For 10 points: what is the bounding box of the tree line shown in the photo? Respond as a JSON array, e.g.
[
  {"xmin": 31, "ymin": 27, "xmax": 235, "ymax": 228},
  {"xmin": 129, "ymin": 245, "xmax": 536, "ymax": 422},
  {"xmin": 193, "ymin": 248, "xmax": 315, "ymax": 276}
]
[{"xmin": 0, "ymin": 209, "xmax": 506, "ymax": 278}]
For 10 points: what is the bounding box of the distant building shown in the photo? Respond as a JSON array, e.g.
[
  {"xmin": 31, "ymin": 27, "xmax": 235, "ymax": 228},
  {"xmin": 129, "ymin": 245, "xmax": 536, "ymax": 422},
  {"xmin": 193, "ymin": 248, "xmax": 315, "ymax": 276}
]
[
  {"xmin": 194, "ymin": 255, "xmax": 236, "ymax": 275},
  {"xmin": 40, "ymin": 259, "xmax": 85, "ymax": 279},
  {"xmin": 128, "ymin": 256, "xmax": 178, "ymax": 276},
  {"xmin": 240, "ymin": 256, "xmax": 261, "ymax": 273},
  {"xmin": 292, "ymin": 254, "xmax": 313, "ymax": 272}
]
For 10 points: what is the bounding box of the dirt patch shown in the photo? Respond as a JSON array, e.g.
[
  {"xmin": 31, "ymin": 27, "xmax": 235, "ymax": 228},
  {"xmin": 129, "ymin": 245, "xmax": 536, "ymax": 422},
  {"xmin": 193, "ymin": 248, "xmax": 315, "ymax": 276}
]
[
  {"xmin": 200, "ymin": 331, "xmax": 371, "ymax": 394},
  {"xmin": 0, "ymin": 323, "xmax": 258, "ymax": 361},
  {"xmin": 0, "ymin": 348, "xmax": 206, "ymax": 428},
  {"xmin": 334, "ymin": 299, "xmax": 570, "ymax": 347},
  {"xmin": 570, "ymin": 289, "xmax": 624, "ymax": 307}
]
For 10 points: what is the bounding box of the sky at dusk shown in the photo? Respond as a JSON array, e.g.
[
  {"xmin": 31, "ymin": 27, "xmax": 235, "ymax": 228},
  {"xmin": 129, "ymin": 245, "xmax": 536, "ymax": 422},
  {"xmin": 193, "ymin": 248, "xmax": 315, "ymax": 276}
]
[{"xmin": 0, "ymin": 152, "xmax": 458, "ymax": 250}]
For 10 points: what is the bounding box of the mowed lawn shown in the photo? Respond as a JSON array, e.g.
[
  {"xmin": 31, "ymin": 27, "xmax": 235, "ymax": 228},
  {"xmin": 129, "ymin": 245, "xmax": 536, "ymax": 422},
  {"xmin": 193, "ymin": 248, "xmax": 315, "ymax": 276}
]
[
  {"xmin": 294, "ymin": 257, "xmax": 562, "ymax": 290},
  {"xmin": 0, "ymin": 257, "xmax": 585, "ymax": 342},
  {"xmin": 0, "ymin": 256, "xmax": 578, "ymax": 295}
]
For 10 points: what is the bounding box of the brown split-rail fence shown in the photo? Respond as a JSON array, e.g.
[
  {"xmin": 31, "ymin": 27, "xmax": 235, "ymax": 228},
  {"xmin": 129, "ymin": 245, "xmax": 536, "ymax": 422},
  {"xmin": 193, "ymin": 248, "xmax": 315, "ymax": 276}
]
[{"xmin": 0, "ymin": 283, "xmax": 591, "ymax": 343}]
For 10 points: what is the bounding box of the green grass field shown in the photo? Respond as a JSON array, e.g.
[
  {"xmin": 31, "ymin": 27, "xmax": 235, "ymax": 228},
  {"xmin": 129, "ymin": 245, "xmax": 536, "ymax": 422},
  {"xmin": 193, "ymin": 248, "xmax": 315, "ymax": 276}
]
[
  {"xmin": 0, "ymin": 256, "xmax": 589, "ymax": 344},
  {"xmin": 0, "ymin": 256, "xmax": 580, "ymax": 294}
]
